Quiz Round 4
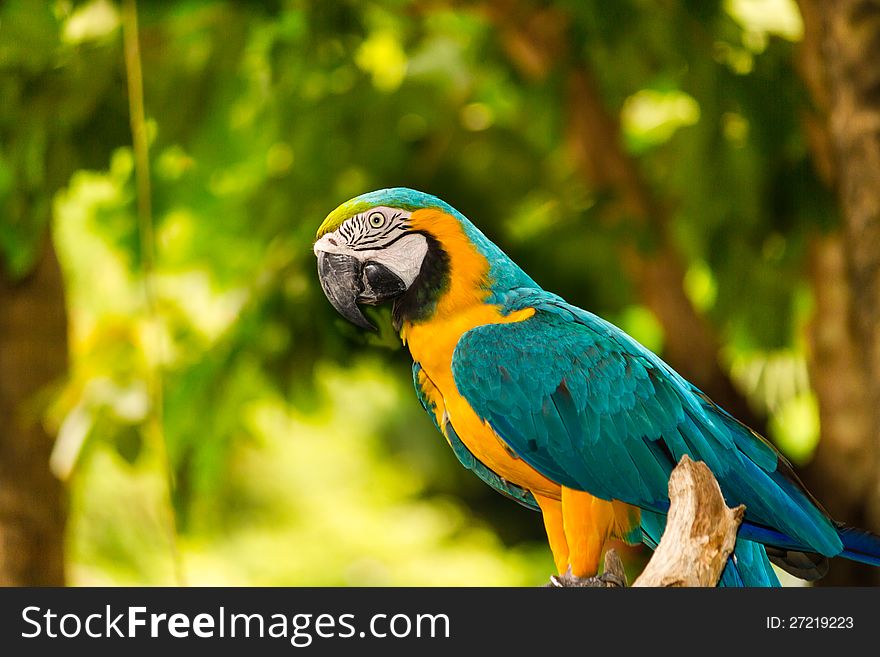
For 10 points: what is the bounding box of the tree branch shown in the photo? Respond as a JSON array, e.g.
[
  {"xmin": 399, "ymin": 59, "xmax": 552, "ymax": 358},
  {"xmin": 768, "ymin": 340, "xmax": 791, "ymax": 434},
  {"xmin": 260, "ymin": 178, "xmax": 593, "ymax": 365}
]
[
  {"xmin": 546, "ymin": 456, "xmax": 743, "ymax": 588},
  {"xmin": 633, "ymin": 456, "xmax": 744, "ymax": 587}
]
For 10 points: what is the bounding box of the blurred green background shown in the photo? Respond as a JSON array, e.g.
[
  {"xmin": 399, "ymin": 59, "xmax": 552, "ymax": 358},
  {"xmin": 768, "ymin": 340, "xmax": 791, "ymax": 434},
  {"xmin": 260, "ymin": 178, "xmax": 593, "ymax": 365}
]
[{"xmin": 2, "ymin": 0, "xmax": 878, "ymax": 586}]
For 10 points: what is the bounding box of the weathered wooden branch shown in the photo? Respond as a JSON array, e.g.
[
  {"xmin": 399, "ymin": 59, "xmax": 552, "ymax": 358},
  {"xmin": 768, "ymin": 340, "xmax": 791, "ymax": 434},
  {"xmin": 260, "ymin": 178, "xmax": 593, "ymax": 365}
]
[
  {"xmin": 547, "ymin": 456, "xmax": 743, "ymax": 588},
  {"xmin": 633, "ymin": 455, "xmax": 744, "ymax": 587}
]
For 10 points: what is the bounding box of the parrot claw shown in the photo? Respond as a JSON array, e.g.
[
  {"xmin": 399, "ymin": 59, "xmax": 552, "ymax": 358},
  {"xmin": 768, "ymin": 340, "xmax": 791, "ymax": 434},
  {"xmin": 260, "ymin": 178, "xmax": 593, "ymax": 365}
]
[
  {"xmin": 545, "ymin": 549, "xmax": 628, "ymax": 588},
  {"xmin": 547, "ymin": 572, "xmax": 624, "ymax": 588}
]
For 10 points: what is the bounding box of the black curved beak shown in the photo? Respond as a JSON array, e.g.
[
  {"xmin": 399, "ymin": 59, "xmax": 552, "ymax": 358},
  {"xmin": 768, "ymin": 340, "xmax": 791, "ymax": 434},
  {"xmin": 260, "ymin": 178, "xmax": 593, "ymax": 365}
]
[{"xmin": 316, "ymin": 251, "xmax": 406, "ymax": 331}]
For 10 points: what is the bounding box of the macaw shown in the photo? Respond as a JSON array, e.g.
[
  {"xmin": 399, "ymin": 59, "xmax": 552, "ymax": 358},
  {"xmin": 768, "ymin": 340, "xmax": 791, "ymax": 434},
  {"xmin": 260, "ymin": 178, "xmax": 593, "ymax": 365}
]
[{"xmin": 313, "ymin": 187, "xmax": 880, "ymax": 586}]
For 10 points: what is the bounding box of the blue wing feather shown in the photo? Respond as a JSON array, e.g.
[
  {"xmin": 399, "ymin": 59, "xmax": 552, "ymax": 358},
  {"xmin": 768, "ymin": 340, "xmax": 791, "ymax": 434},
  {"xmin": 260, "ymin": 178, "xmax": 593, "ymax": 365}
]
[{"xmin": 451, "ymin": 295, "xmax": 843, "ymax": 560}]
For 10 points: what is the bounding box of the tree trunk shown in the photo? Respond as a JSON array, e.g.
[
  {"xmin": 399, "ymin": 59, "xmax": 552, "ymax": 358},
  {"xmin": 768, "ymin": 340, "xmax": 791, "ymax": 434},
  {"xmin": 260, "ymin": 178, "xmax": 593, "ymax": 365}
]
[
  {"xmin": 0, "ymin": 239, "xmax": 68, "ymax": 586},
  {"xmin": 797, "ymin": 0, "xmax": 880, "ymax": 585},
  {"xmin": 804, "ymin": 234, "xmax": 878, "ymax": 585}
]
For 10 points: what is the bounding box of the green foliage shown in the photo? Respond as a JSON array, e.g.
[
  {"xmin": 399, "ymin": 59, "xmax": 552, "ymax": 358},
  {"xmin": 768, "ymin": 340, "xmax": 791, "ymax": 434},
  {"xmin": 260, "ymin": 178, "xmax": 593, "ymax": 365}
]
[
  {"xmin": 2, "ymin": 0, "xmax": 831, "ymax": 583},
  {"xmin": 0, "ymin": 0, "xmax": 123, "ymax": 276}
]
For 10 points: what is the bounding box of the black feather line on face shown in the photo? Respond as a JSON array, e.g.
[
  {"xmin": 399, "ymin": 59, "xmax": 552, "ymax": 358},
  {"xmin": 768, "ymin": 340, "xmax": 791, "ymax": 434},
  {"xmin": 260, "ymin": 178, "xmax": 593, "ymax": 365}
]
[
  {"xmin": 350, "ymin": 231, "xmax": 415, "ymax": 251},
  {"xmin": 354, "ymin": 222, "xmax": 398, "ymax": 248},
  {"xmin": 338, "ymin": 211, "xmax": 412, "ymax": 250},
  {"xmin": 392, "ymin": 232, "xmax": 450, "ymax": 330}
]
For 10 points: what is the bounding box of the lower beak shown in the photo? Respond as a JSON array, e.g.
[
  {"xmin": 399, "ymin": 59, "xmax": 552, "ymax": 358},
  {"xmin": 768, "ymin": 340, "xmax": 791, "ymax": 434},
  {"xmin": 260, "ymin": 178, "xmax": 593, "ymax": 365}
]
[{"xmin": 316, "ymin": 251, "xmax": 407, "ymax": 331}]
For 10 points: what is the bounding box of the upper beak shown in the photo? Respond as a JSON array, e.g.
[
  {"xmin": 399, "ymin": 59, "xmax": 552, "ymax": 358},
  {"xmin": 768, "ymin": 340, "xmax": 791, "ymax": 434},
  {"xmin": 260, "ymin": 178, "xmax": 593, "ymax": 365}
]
[{"xmin": 315, "ymin": 250, "xmax": 407, "ymax": 331}]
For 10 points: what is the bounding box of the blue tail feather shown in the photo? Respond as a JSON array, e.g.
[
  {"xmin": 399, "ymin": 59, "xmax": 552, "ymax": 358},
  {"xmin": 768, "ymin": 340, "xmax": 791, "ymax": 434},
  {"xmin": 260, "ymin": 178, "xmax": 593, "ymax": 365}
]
[
  {"xmin": 838, "ymin": 525, "xmax": 880, "ymax": 567},
  {"xmin": 719, "ymin": 539, "xmax": 780, "ymax": 588},
  {"xmin": 735, "ymin": 517, "xmax": 880, "ymax": 575}
]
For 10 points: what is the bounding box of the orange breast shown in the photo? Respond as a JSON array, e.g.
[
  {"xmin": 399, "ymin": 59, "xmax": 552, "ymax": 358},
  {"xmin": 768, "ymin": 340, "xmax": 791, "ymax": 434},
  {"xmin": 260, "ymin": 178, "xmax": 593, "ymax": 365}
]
[
  {"xmin": 405, "ymin": 306, "xmax": 562, "ymax": 498},
  {"xmin": 401, "ymin": 207, "xmax": 560, "ymax": 498}
]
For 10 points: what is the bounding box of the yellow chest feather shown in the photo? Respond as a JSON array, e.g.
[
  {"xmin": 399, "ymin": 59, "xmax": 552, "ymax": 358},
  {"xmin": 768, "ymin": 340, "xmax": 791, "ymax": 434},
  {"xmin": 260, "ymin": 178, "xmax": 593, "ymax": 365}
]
[
  {"xmin": 402, "ymin": 305, "xmax": 561, "ymax": 498},
  {"xmin": 399, "ymin": 208, "xmax": 560, "ymax": 498}
]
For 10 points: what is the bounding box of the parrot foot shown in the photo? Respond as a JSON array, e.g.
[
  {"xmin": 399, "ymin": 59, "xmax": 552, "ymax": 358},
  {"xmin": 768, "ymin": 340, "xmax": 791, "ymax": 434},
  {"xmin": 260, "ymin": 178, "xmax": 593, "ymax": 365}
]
[{"xmin": 546, "ymin": 549, "xmax": 628, "ymax": 588}]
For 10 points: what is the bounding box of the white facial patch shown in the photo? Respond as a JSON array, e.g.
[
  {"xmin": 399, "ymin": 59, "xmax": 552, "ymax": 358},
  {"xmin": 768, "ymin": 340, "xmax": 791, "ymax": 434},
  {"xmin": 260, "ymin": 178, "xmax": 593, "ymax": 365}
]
[
  {"xmin": 365, "ymin": 233, "xmax": 428, "ymax": 287},
  {"xmin": 314, "ymin": 230, "xmax": 428, "ymax": 288}
]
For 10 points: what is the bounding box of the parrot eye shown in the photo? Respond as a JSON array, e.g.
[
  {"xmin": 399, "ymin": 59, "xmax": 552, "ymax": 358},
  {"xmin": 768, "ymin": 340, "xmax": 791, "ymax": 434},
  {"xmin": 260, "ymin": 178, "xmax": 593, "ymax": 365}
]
[{"xmin": 368, "ymin": 211, "xmax": 386, "ymax": 229}]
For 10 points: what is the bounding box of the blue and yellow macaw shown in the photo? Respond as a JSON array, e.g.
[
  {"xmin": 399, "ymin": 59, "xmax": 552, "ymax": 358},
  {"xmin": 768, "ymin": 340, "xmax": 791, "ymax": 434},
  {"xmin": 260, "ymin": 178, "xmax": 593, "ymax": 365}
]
[{"xmin": 314, "ymin": 188, "xmax": 880, "ymax": 586}]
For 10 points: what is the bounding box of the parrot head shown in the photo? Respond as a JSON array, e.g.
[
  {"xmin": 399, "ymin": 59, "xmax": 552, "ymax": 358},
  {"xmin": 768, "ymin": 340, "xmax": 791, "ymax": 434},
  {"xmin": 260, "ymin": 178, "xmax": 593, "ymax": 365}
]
[
  {"xmin": 314, "ymin": 187, "xmax": 536, "ymax": 331},
  {"xmin": 314, "ymin": 188, "xmax": 450, "ymax": 330}
]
